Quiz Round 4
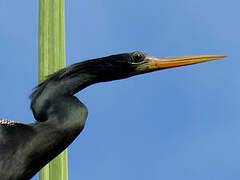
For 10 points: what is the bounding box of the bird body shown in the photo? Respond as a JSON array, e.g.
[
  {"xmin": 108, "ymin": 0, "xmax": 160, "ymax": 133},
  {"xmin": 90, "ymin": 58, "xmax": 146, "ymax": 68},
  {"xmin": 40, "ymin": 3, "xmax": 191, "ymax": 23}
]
[
  {"xmin": 0, "ymin": 52, "xmax": 226, "ymax": 179},
  {"xmin": 0, "ymin": 99, "xmax": 87, "ymax": 179}
]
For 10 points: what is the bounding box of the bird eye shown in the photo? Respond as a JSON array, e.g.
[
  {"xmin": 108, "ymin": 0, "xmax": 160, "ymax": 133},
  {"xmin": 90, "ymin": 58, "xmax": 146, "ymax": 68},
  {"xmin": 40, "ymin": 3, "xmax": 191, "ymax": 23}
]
[{"xmin": 132, "ymin": 52, "xmax": 144, "ymax": 63}]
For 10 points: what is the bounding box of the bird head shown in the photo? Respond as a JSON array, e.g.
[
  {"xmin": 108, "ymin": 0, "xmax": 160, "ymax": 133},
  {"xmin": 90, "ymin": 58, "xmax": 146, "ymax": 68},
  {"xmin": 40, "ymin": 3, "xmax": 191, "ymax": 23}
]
[{"xmin": 94, "ymin": 51, "xmax": 227, "ymax": 81}]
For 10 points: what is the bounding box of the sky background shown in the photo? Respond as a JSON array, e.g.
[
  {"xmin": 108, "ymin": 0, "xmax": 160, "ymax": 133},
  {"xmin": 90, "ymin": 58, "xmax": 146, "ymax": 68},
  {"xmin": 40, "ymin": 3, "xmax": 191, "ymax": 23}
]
[{"xmin": 0, "ymin": 0, "xmax": 239, "ymax": 179}]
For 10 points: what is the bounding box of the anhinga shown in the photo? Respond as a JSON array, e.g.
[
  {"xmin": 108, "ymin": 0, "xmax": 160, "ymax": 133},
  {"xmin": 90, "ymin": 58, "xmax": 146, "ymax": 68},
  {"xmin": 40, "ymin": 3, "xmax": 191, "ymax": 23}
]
[{"xmin": 0, "ymin": 52, "xmax": 226, "ymax": 180}]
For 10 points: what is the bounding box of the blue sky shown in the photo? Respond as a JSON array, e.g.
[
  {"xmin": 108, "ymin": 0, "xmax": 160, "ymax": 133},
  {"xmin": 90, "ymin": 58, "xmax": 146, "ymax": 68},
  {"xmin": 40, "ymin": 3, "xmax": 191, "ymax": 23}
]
[{"xmin": 0, "ymin": 0, "xmax": 239, "ymax": 179}]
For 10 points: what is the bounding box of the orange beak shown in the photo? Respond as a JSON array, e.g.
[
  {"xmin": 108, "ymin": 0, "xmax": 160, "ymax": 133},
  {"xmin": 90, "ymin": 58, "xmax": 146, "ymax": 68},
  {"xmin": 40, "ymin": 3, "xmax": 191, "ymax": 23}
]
[{"xmin": 136, "ymin": 55, "xmax": 227, "ymax": 73}]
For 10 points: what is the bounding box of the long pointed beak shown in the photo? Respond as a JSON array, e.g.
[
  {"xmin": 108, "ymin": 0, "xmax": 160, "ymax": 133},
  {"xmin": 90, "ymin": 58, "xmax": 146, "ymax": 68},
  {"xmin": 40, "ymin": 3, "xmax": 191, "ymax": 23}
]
[{"xmin": 135, "ymin": 55, "xmax": 227, "ymax": 73}]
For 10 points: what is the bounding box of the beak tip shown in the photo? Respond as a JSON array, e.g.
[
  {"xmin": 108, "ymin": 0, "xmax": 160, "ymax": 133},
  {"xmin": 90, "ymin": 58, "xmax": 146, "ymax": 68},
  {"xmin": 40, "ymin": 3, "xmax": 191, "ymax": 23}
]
[
  {"xmin": 197, "ymin": 54, "xmax": 228, "ymax": 61},
  {"xmin": 217, "ymin": 55, "xmax": 228, "ymax": 58},
  {"xmin": 213, "ymin": 55, "xmax": 228, "ymax": 60}
]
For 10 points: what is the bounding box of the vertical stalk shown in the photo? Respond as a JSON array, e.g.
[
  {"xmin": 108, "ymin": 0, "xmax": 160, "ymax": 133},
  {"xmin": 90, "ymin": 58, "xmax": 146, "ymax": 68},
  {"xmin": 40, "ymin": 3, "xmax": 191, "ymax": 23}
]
[{"xmin": 38, "ymin": 0, "xmax": 67, "ymax": 180}]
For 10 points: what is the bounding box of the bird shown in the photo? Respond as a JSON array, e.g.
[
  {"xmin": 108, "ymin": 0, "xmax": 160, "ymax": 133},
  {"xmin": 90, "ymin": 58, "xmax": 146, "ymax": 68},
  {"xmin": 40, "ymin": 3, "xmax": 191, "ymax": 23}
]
[{"xmin": 0, "ymin": 51, "xmax": 226, "ymax": 180}]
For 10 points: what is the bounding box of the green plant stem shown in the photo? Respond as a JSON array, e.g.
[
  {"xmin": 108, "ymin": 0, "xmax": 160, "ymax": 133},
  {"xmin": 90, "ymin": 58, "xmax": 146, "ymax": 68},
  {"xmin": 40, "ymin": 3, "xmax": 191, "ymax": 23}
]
[{"xmin": 38, "ymin": 0, "xmax": 67, "ymax": 179}]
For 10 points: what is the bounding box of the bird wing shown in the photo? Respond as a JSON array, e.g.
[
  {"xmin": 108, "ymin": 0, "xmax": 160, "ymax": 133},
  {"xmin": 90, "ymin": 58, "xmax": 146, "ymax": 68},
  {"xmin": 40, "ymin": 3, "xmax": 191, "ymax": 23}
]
[{"xmin": 0, "ymin": 119, "xmax": 21, "ymax": 126}]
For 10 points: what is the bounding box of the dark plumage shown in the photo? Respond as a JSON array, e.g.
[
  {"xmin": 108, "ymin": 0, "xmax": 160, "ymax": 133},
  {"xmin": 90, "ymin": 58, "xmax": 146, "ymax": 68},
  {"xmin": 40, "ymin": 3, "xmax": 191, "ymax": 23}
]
[{"xmin": 0, "ymin": 52, "xmax": 226, "ymax": 180}]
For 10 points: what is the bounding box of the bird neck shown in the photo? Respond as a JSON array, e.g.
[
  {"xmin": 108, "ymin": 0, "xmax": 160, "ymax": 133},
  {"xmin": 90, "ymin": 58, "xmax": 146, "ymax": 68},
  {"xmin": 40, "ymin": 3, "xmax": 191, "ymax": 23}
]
[
  {"xmin": 62, "ymin": 71, "xmax": 99, "ymax": 95},
  {"xmin": 30, "ymin": 61, "xmax": 103, "ymax": 121},
  {"xmin": 48, "ymin": 59, "xmax": 121, "ymax": 96}
]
